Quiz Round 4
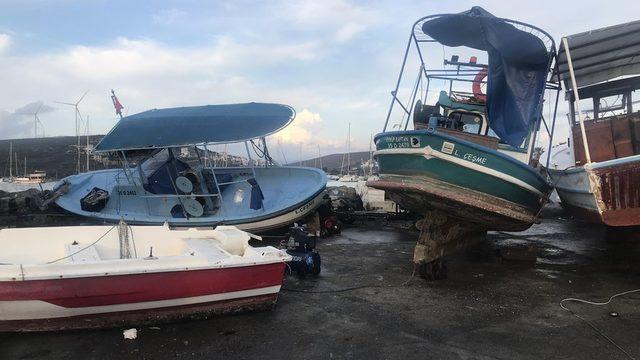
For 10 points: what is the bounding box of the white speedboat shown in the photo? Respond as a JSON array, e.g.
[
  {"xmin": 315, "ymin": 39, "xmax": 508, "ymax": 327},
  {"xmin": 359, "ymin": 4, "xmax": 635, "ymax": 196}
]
[
  {"xmin": 54, "ymin": 103, "xmax": 327, "ymax": 232},
  {"xmin": 0, "ymin": 223, "xmax": 290, "ymax": 331}
]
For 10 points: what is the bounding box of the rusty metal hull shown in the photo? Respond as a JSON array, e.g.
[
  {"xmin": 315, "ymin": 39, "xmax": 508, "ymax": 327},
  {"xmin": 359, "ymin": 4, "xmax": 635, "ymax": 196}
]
[
  {"xmin": 368, "ymin": 175, "xmax": 541, "ymax": 232},
  {"xmin": 550, "ymin": 155, "xmax": 640, "ymax": 227}
]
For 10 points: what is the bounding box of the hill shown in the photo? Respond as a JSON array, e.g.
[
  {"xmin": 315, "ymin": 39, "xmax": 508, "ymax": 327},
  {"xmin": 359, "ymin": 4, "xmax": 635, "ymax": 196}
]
[
  {"xmin": 0, "ymin": 136, "xmax": 254, "ymax": 180},
  {"xmin": 0, "ymin": 136, "xmax": 373, "ymax": 180},
  {"xmin": 288, "ymin": 151, "xmax": 373, "ymax": 174},
  {"xmin": 0, "ymin": 136, "xmax": 105, "ymax": 180}
]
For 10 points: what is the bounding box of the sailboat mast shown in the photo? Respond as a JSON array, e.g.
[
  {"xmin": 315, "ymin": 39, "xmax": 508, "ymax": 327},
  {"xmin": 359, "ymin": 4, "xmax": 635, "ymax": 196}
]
[
  {"xmin": 347, "ymin": 123, "xmax": 351, "ymax": 175},
  {"xmin": 76, "ymin": 108, "xmax": 80, "ymax": 174},
  {"xmin": 9, "ymin": 142, "xmax": 12, "ymax": 178},
  {"xmin": 86, "ymin": 116, "xmax": 90, "ymax": 172},
  {"xmin": 369, "ymin": 133, "xmax": 373, "ymax": 176}
]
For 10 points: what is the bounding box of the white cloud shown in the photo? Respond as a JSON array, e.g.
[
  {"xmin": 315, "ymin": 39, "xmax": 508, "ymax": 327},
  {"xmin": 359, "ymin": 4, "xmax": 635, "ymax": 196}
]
[
  {"xmin": 273, "ymin": 108, "xmax": 322, "ymax": 144},
  {"xmin": 285, "ymin": 0, "xmax": 381, "ymax": 43},
  {"xmin": 0, "ymin": 36, "xmax": 325, "ymax": 139},
  {"xmin": 153, "ymin": 8, "xmax": 188, "ymax": 25},
  {"xmin": 0, "ymin": 33, "xmax": 11, "ymax": 53}
]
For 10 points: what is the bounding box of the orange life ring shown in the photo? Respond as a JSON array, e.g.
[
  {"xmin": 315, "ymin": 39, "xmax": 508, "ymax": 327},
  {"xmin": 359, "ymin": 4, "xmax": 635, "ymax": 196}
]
[{"xmin": 472, "ymin": 68, "xmax": 488, "ymax": 102}]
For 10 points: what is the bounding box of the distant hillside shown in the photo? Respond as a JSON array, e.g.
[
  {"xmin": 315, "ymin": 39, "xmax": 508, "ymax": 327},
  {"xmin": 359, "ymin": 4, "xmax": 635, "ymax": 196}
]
[
  {"xmin": 0, "ymin": 136, "xmax": 374, "ymax": 180},
  {"xmin": 0, "ymin": 136, "xmax": 105, "ymax": 180},
  {"xmin": 0, "ymin": 136, "xmax": 252, "ymax": 180},
  {"xmin": 288, "ymin": 151, "xmax": 372, "ymax": 174}
]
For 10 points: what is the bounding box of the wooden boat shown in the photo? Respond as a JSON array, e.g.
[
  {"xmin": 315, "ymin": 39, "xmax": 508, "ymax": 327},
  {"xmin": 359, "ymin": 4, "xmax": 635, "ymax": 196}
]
[
  {"xmin": 54, "ymin": 103, "xmax": 326, "ymax": 232},
  {"xmin": 0, "ymin": 223, "xmax": 290, "ymax": 331},
  {"xmin": 547, "ymin": 21, "xmax": 640, "ymax": 227},
  {"xmin": 367, "ymin": 8, "xmax": 559, "ymax": 277}
]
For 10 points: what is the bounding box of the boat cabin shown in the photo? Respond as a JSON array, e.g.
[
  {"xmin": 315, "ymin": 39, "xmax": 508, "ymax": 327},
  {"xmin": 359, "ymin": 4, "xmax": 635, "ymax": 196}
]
[
  {"xmin": 411, "ymin": 56, "xmax": 543, "ymax": 164},
  {"xmin": 553, "ymin": 19, "xmax": 640, "ymax": 168},
  {"xmin": 566, "ymin": 76, "xmax": 640, "ymax": 165}
]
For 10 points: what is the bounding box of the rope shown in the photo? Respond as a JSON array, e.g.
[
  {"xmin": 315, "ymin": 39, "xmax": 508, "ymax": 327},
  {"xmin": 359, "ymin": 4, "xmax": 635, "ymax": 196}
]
[
  {"xmin": 560, "ymin": 289, "xmax": 640, "ymax": 360},
  {"xmin": 46, "ymin": 224, "xmax": 117, "ymax": 264},
  {"xmin": 118, "ymin": 219, "xmax": 132, "ymax": 259}
]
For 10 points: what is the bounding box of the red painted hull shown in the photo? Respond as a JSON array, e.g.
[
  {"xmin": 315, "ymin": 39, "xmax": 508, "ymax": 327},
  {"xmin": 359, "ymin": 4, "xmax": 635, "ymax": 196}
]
[{"xmin": 0, "ymin": 263, "xmax": 286, "ymax": 332}]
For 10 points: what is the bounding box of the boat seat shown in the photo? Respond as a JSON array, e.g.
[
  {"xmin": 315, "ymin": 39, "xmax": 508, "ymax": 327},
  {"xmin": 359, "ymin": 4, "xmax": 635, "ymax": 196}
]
[
  {"xmin": 201, "ymin": 169, "xmax": 233, "ymax": 194},
  {"xmin": 181, "ymin": 238, "xmax": 234, "ymax": 262},
  {"xmin": 66, "ymin": 243, "xmax": 101, "ymax": 263}
]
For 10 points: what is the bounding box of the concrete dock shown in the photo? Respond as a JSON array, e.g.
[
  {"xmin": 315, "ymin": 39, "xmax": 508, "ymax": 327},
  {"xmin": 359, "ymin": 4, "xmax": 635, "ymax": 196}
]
[{"xmin": 2, "ymin": 204, "xmax": 639, "ymax": 359}]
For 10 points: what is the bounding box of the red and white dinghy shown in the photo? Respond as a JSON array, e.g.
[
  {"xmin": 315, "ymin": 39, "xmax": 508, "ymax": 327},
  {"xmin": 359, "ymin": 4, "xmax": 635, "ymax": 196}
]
[{"xmin": 0, "ymin": 224, "xmax": 291, "ymax": 331}]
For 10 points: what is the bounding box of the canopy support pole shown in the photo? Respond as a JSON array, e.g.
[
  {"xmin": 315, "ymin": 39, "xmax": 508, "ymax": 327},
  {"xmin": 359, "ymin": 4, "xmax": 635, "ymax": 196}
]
[
  {"xmin": 261, "ymin": 137, "xmax": 271, "ymax": 167},
  {"xmin": 562, "ymin": 37, "xmax": 591, "ymax": 164},
  {"xmin": 383, "ymin": 33, "xmax": 414, "ymax": 132},
  {"xmin": 545, "ymin": 60, "xmax": 562, "ymax": 169}
]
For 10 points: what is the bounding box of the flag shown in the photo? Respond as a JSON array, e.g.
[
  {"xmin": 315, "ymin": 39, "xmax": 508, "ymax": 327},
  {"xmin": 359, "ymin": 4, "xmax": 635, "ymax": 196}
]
[{"xmin": 111, "ymin": 90, "xmax": 124, "ymax": 117}]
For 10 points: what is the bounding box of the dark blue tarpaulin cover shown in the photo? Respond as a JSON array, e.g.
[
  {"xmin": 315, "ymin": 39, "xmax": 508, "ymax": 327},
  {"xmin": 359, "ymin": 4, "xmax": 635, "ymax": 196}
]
[
  {"xmin": 422, "ymin": 7, "xmax": 549, "ymax": 147},
  {"xmin": 95, "ymin": 102, "xmax": 295, "ymax": 152}
]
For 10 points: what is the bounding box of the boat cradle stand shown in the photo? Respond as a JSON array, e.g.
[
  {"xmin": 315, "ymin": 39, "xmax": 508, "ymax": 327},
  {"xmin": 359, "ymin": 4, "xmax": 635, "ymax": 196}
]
[{"xmin": 413, "ymin": 210, "xmax": 487, "ymax": 280}]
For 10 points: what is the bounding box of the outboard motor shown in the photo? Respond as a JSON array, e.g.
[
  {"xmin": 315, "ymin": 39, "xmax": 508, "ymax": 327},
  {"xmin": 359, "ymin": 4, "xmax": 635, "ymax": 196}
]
[{"xmin": 285, "ymin": 225, "xmax": 321, "ymax": 278}]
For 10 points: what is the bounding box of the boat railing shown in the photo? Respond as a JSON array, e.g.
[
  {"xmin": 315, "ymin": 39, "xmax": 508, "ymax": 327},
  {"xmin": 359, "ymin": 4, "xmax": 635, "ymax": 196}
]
[{"xmin": 382, "ymin": 11, "xmax": 562, "ymax": 169}]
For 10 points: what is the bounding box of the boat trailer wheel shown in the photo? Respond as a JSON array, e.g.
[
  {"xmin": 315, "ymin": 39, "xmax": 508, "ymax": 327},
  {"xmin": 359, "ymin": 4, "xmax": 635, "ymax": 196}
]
[{"xmin": 418, "ymin": 259, "xmax": 448, "ymax": 280}]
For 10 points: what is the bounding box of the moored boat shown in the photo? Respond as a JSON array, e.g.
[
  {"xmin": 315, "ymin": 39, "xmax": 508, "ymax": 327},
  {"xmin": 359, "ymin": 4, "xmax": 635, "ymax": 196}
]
[
  {"xmin": 547, "ymin": 21, "xmax": 640, "ymax": 227},
  {"xmin": 367, "ymin": 7, "xmax": 559, "ymax": 277},
  {"xmin": 0, "ymin": 223, "xmax": 290, "ymax": 331},
  {"xmin": 54, "ymin": 103, "xmax": 327, "ymax": 232}
]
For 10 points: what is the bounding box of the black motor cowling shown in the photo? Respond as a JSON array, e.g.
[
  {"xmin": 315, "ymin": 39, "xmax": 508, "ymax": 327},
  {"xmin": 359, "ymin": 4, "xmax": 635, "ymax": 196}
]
[{"xmin": 285, "ymin": 225, "xmax": 321, "ymax": 278}]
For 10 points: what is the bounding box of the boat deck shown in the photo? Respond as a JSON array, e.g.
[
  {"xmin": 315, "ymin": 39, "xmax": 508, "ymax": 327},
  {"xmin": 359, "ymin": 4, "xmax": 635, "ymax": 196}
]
[{"xmin": 2, "ymin": 204, "xmax": 640, "ymax": 359}]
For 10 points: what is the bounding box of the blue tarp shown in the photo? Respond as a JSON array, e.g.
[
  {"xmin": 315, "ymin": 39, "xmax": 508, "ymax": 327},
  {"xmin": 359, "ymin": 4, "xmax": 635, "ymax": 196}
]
[
  {"xmin": 95, "ymin": 103, "xmax": 295, "ymax": 152},
  {"xmin": 422, "ymin": 7, "xmax": 549, "ymax": 147}
]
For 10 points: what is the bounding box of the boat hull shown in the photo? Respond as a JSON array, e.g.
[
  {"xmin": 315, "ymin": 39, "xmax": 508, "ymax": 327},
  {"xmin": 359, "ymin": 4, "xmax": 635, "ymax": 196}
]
[
  {"xmin": 369, "ymin": 130, "xmax": 551, "ymax": 231},
  {"xmin": 549, "ymin": 155, "xmax": 640, "ymax": 227},
  {"xmin": 0, "ymin": 263, "xmax": 285, "ymax": 332},
  {"xmin": 54, "ymin": 166, "xmax": 326, "ymax": 232}
]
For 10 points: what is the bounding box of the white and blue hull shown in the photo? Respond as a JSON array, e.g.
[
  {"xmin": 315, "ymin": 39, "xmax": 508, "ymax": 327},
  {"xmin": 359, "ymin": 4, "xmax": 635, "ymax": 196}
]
[{"xmin": 55, "ymin": 166, "xmax": 326, "ymax": 232}]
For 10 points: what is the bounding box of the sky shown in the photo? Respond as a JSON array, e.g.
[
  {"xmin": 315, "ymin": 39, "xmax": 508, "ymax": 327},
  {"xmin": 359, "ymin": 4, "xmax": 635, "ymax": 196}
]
[{"xmin": 0, "ymin": 0, "xmax": 638, "ymax": 163}]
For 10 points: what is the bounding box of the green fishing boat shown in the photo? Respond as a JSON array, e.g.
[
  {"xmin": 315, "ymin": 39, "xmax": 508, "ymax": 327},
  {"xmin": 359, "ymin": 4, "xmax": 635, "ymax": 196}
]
[{"xmin": 367, "ymin": 7, "xmax": 560, "ymax": 278}]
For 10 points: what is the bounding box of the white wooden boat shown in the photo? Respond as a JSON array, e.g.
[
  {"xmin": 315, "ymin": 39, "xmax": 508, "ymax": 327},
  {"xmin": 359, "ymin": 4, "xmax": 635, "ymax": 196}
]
[
  {"xmin": 547, "ymin": 21, "xmax": 640, "ymax": 226},
  {"xmin": 0, "ymin": 224, "xmax": 290, "ymax": 331}
]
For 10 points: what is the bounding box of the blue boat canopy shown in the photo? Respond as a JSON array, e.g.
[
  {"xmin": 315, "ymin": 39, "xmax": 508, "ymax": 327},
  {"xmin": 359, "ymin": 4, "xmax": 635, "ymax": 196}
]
[
  {"xmin": 421, "ymin": 7, "xmax": 550, "ymax": 148},
  {"xmin": 94, "ymin": 102, "xmax": 295, "ymax": 152}
]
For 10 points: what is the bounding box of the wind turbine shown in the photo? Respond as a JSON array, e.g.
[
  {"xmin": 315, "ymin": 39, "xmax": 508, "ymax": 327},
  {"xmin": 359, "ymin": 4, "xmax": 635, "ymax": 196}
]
[
  {"xmin": 56, "ymin": 91, "xmax": 89, "ymax": 174},
  {"xmin": 33, "ymin": 103, "xmax": 45, "ymax": 138}
]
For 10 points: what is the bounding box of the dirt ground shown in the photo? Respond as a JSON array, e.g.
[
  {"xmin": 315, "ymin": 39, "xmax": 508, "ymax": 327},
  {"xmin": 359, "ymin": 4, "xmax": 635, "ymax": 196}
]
[{"xmin": 2, "ymin": 204, "xmax": 640, "ymax": 359}]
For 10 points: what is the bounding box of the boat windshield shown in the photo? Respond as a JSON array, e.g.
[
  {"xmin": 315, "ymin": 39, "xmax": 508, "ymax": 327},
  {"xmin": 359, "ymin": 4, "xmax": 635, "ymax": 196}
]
[
  {"xmin": 448, "ymin": 111, "xmax": 483, "ymax": 134},
  {"xmin": 140, "ymin": 149, "xmax": 171, "ymax": 178}
]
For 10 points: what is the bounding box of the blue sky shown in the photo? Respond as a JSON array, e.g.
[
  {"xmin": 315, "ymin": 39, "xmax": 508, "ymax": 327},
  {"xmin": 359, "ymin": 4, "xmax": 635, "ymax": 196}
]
[{"xmin": 0, "ymin": 0, "xmax": 638, "ymax": 162}]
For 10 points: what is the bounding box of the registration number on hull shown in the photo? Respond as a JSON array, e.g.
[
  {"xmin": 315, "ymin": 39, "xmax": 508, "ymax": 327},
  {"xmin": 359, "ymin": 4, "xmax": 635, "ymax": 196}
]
[{"xmin": 382, "ymin": 136, "xmax": 421, "ymax": 149}]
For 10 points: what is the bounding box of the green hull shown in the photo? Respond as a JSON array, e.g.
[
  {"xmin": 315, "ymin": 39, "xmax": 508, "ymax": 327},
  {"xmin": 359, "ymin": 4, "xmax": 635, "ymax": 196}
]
[{"xmin": 368, "ymin": 130, "xmax": 551, "ymax": 231}]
